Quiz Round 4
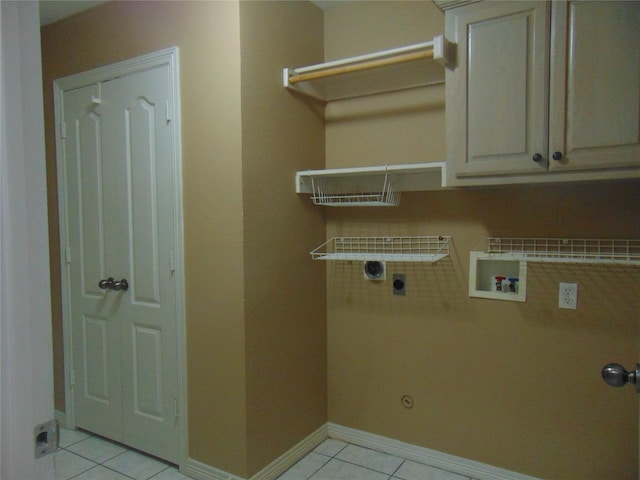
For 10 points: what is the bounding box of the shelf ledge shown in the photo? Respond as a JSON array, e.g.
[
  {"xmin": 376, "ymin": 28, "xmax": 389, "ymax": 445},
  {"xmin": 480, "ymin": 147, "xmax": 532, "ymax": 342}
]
[
  {"xmin": 284, "ymin": 35, "xmax": 454, "ymax": 101},
  {"xmin": 477, "ymin": 237, "xmax": 640, "ymax": 266},
  {"xmin": 311, "ymin": 236, "xmax": 451, "ymax": 263},
  {"xmin": 314, "ymin": 252, "xmax": 450, "ymax": 262},
  {"xmin": 296, "ymin": 162, "xmax": 446, "ymax": 207}
]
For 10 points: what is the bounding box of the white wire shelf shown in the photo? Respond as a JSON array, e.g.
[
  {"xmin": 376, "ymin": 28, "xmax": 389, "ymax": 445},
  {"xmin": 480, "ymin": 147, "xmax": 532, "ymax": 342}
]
[
  {"xmin": 283, "ymin": 35, "xmax": 454, "ymax": 101},
  {"xmin": 311, "ymin": 236, "xmax": 451, "ymax": 262},
  {"xmin": 477, "ymin": 238, "xmax": 640, "ymax": 265},
  {"xmin": 296, "ymin": 162, "xmax": 446, "ymax": 207},
  {"xmin": 310, "ymin": 171, "xmax": 400, "ymax": 206}
]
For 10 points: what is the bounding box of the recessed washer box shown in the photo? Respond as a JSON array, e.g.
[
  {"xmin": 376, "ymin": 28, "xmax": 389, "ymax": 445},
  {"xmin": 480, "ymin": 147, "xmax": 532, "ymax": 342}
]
[{"xmin": 469, "ymin": 252, "xmax": 527, "ymax": 302}]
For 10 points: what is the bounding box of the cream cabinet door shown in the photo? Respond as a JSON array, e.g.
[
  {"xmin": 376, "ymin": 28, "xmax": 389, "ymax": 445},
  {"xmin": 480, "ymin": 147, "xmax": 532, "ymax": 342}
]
[
  {"xmin": 548, "ymin": 1, "xmax": 640, "ymax": 172},
  {"xmin": 445, "ymin": 1, "xmax": 550, "ymax": 182}
]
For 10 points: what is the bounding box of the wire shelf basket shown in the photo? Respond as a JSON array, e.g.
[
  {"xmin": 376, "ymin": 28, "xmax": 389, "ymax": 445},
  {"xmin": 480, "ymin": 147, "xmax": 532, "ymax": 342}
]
[
  {"xmin": 310, "ymin": 171, "xmax": 400, "ymax": 207},
  {"xmin": 311, "ymin": 236, "xmax": 450, "ymax": 262},
  {"xmin": 481, "ymin": 237, "xmax": 640, "ymax": 265}
]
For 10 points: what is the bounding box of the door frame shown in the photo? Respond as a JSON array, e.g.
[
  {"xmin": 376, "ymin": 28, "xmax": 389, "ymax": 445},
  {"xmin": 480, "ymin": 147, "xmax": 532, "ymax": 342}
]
[
  {"xmin": 53, "ymin": 47, "xmax": 187, "ymax": 467},
  {"xmin": 1, "ymin": 2, "xmax": 55, "ymax": 478}
]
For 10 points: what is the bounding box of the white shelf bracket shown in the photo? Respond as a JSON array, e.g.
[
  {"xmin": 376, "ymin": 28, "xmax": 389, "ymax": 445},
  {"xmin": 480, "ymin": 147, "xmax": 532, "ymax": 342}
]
[{"xmin": 433, "ymin": 35, "xmax": 455, "ymax": 68}]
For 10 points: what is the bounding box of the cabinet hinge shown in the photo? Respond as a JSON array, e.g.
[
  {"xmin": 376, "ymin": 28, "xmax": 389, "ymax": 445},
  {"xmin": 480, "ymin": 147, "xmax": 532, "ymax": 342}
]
[
  {"xmin": 60, "ymin": 121, "xmax": 67, "ymax": 139},
  {"xmin": 169, "ymin": 251, "xmax": 175, "ymax": 273},
  {"xmin": 65, "ymin": 246, "xmax": 71, "ymax": 264},
  {"xmin": 165, "ymin": 101, "xmax": 171, "ymax": 123},
  {"xmin": 69, "ymin": 369, "xmax": 75, "ymax": 387},
  {"xmin": 174, "ymin": 398, "xmax": 179, "ymax": 419}
]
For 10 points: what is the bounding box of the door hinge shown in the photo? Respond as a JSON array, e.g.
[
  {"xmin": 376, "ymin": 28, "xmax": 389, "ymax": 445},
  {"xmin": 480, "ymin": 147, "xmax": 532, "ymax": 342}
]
[
  {"xmin": 91, "ymin": 82, "xmax": 102, "ymax": 105},
  {"xmin": 65, "ymin": 246, "xmax": 72, "ymax": 264},
  {"xmin": 60, "ymin": 121, "xmax": 67, "ymax": 139}
]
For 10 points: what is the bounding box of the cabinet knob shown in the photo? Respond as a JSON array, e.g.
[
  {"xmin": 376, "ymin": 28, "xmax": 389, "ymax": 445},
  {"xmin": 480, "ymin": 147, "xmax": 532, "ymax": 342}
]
[
  {"xmin": 552, "ymin": 151, "xmax": 563, "ymax": 161},
  {"xmin": 532, "ymin": 153, "xmax": 543, "ymax": 162}
]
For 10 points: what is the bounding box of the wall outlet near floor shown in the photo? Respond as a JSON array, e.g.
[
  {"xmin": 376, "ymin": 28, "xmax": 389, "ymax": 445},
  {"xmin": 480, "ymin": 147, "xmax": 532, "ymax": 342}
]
[
  {"xmin": 34, "ymin": 419, "xmax": 59, "ymax": 458},
  {"xmin": 559, "ymin": 282, "xmax": 578, "ymax": 310}
]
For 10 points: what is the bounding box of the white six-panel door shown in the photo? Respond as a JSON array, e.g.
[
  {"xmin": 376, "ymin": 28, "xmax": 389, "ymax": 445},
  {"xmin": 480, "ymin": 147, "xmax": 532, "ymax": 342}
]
[
  {"xmin": 63, "ymin": 81, "xmax": 124, "ymax": 441},
  {"xmin": 57, "ymin": 51, "xmax": 183, "ymax": 464}
]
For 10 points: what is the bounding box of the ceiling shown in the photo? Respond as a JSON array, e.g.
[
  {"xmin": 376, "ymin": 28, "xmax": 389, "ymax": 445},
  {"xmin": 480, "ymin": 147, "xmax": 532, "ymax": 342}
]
[
  {"xmin": 39, "ymin": 0, "xmax": 108, "ymax": 26},
  {"xmin": 39, "ymin": 0, "xmax": 347, "ymax": 26}
]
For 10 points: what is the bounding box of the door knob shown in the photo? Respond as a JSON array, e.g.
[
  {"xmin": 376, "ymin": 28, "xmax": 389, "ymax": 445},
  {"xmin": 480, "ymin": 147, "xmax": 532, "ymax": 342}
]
[
  {"xmin": 112, "ymin": 279, "xmax": 129, "ymax": 291},
  {"xmin": 98, "ymin": 277, "xmax": 114, "ymax": 289},
  {"xmin": 601, "ymin": 363, "xmax": 640, "ymax": 393}
]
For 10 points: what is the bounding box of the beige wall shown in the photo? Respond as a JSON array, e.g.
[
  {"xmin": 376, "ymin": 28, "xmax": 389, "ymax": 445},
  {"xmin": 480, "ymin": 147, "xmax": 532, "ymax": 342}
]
[
  {"xmin": 40, "ymin": 1, "xmax": 640, "ymax": 478},
  {"xmin": 324, "ymin": 2, "xmax": 640, "ymax": 480},
  {"xmin": 239, "ymin": 0, "xmax": 327, "ymax": 474},
  {"xmin": 41, "ymin": 1, "xmax": 325, "ymax": 477},
  {"xmin": 324, "ymin": 0, "xmax": 445, "ymax": 169}
]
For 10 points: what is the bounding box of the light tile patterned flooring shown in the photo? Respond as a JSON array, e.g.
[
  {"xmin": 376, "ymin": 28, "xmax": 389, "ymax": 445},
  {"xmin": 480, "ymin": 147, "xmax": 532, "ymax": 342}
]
[
  {"xmin": 55, "ymin": 428, "xmax": 187, "ymax": 480},
  {"xmin": 279, "ymin": 438, "xmax": 473, "ymax": 480},
  {"xmin": 57, "ymin": 428, "xmax": 474, "ymax": 480}
]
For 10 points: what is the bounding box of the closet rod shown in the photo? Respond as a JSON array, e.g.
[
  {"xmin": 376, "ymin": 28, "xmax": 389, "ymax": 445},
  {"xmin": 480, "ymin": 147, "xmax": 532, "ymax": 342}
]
[{"xmin": 288, "ymin": 49, "xmax": 435, "ymax": 85}]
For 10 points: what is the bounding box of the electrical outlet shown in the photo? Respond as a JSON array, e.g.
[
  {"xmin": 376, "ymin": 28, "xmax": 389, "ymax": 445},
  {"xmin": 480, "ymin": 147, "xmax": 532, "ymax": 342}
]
[
  {"xmin": 393, "ymin": 274, "xmax": 406, "ymax": 296},
  {"xmin": 559, "ymin": 282, "xmax": 578, "ymax": 310}
]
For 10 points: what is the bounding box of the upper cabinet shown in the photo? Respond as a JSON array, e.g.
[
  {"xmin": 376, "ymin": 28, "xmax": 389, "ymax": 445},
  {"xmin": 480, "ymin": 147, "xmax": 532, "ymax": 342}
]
[
  {"xmin": 549, "ymin": 2, "xmax": 640, "ymax": 174},
  {"xmin": 443, "ymin": 1, "xmax": 640, "ymax": 186}
]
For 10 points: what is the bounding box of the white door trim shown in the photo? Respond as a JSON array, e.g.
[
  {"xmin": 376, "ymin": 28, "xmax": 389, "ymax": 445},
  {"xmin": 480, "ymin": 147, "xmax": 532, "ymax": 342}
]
[
  {"xmin": 1, "ymin": 2, "xmax": 55, "ymax": 478},
  {"xmin": 53, "ymin": 47, "xmax": 187, "ymax": 467}
]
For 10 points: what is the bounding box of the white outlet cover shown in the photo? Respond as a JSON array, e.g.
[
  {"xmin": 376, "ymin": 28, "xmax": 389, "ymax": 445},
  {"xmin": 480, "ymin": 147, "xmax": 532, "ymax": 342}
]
[{"xmin": 559, "ymin": 282, "xmax": 578, "ymax": 310}]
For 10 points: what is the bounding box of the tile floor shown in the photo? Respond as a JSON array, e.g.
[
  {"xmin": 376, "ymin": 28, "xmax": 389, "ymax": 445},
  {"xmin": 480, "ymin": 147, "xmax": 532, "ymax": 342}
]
[
  {"xmin": 55, "ymin": 428, "xmax": 188, "ymax": 480},
  {"xmin": 56, "ymin": 427, "xmax": 475, "ymax": 480},
  {"xmin": 278, "ymin": 438, "xmax": 474, "ymax": 480}
]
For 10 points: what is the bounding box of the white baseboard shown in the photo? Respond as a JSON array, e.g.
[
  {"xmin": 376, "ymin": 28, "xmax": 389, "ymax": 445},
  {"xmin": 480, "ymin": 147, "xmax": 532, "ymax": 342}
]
[
  {"xmin": 184, "ymin": 422, "xmax": 540, "ymax": 480},
  {"xmin": 184, "ymin": 423, "xmax": 328, "ymax": 480},
  {"xmin": 54, "ymin": 410, "xmax": 67, "ymax": 429},
  {"xmin": 183, "ymin": 457, "xmax": 244, "ymax": 480},
  {"xmin": 327, "ymin": 423, "xmax": 541, "ymax": 480},
  {"xmin": 250, "ymin": 424, "xmax": 328, "ymax": 480}
]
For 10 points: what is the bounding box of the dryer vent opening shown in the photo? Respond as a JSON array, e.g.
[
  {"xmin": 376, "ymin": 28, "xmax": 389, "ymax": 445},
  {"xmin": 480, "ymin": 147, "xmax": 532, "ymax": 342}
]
[{"xmin": 364, "ymin": 261, "xmax": 385, "ymax": 281}]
